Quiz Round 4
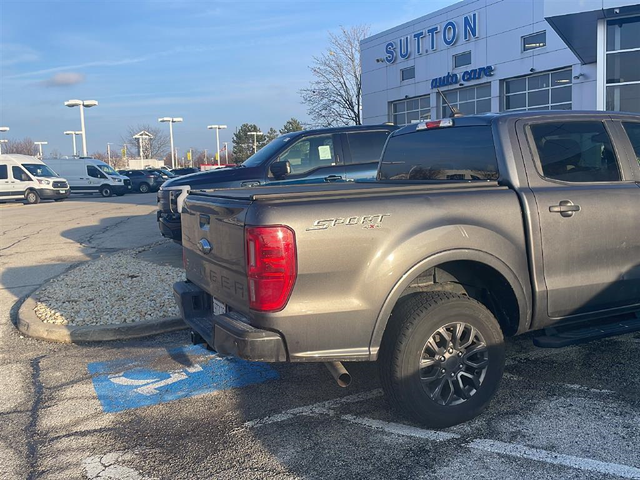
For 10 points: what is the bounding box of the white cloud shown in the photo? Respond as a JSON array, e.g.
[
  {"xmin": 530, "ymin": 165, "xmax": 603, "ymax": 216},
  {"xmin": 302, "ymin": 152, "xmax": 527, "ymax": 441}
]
[{"xmin": 42, "ymin": 72, "xmax": 86, "ymax": 87}]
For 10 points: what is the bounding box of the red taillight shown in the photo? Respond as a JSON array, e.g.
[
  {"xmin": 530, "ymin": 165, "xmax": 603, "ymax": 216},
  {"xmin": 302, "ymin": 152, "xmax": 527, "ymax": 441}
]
[
  {"xmin": 245, "ymin": 226, "xmax": 297, "ymax": 312},
  {"xmin": 417, "ymin": 118, "xmax": 454, "ymax": 130}
]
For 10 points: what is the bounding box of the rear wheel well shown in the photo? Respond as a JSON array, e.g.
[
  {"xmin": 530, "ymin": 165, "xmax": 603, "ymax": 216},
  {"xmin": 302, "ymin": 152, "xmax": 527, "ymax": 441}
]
[{"xmin": 396, "ymin": 260, "xmax": 520, "ymax": 336}]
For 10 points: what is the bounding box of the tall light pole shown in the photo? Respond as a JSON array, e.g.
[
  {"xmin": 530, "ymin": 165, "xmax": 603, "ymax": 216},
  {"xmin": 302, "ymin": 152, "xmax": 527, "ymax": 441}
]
[
  {"xmin": 224, "ymin": 142, "xmax": 229, "ymax": 163},
  {"xmin": 0, "ymin": 126, "xmax": 9, "ymax": 154},
  {"xmin": 34, "ymin": 141, "xmax": 48, "ymax": 158},
  {"xmin": 64, "ymin": 99, "xmax": 98, "ymax": 156},
  {"xmin": 64, "ymin": 130, "xmax": 82, "ymax": 156},
  {"xmin": 158, "ymin": 117, "xmax": 182, "ymax": 168},
  {"xmin": 207, "ymin": 125, "xmax": 227, "ymax": 166},
  {"xmin": 248, "ymin": 131, "xmax": 263, "ymax": 154},
  {"xmin": 107, "ymin": 143, "xmax": 113, "ymax": 166}
]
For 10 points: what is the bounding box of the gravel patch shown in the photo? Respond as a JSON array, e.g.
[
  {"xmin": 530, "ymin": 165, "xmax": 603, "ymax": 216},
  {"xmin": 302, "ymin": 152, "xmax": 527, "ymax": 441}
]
[{"xmin": 34, "ymin": 245, "xmax": 184, "ymax": 326}]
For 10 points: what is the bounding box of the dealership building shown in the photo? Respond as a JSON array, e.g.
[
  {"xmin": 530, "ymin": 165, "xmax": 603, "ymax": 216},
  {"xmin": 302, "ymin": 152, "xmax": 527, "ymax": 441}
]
[{"xmin": 361, "ymin": 0, "xmax": 640, "ymax": 125}]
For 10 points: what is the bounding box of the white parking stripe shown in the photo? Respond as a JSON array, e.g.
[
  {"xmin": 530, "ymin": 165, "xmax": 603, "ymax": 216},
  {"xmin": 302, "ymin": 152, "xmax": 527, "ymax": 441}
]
[
  {"xmin": 341, "ymin": 415, "xmax": 459, "ymax": 441},
  {"xmin": 245, "ymin": 389, "xmax": 383, "ymax": 427},
  {"xmin": 469, "ymin": 439, "xmax": 640, "ymax": 479}
]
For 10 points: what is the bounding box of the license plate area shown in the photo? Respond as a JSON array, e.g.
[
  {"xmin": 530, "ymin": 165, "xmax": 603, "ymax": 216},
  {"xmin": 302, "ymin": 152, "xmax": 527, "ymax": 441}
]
[{"xmin": 212, "ymin": 297, "xmax": 227, "ymax": 316}]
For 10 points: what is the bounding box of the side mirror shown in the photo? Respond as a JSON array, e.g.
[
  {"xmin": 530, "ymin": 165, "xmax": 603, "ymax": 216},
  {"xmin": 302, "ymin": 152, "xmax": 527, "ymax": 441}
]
[
  {"xmin": 22, "ymin": 174, "xmax": 30, "ymax": 181},
  {"xmin": 270, "ymin": 160, "xmax": 291, "ymax": 179}
]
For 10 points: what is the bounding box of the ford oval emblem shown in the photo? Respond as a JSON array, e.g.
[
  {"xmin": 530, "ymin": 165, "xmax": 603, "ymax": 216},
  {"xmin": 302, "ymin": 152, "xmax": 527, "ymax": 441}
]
[{"xmin": 198, "ymin": 238, "xmax": 212, "ymax": 254}]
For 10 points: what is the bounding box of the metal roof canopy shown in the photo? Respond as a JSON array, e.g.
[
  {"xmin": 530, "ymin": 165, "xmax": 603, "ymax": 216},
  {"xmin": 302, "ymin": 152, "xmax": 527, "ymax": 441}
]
[{"xmin": 545, "ymin": 1, "xmax": 640, "ymax": 64}]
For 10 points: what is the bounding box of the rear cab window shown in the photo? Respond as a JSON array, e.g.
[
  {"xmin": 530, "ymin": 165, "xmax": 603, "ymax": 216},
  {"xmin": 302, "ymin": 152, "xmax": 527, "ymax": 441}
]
[
  {"xmin": 621, "ymin": 122, "xmax": 640, "ymax": 167},
  {"xmin": 378, "ymin": 125, "xmax": 499, "ymax": 181},
  {"xmin": 345, "ymin": 131, "xmax": 391, "ymax": 165},
  {"xmin": 0, "ymin": 165, "xmax": 7, "ymax": 179},
  {"xmin": 528, "ymin": 121, "xmax": 621, "ymax": 182}
]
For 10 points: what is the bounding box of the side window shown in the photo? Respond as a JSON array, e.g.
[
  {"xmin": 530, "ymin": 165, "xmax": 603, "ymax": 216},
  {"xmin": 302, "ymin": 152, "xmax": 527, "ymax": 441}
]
[
  {"xmin": 621, "ymin": 122, "xmax": 640, "ymax": 166},
  {"xmin": 278, "ymin": 134, "xmax": 336, "ymax": 176},
  {"xmin": 530, "ymin": 122, "xmax": 621, "ymax": 182},
  {"xmin": 0, "ymin": 165, "xmax": 7, "ymax": 180},
  {"xmin": 12, "ymin": 166, "xmax": 30, "ymax": 182},
  {"xmin": 87, "ymin": 165, "xmax": 106, "ymax": 179},
  {"xmin": 132, "ymin": 171, "xmax": 144, "ymax": 177},
  {"xmin": 379, "ymin": 126, "xmax": 499, "ymax": 181},
  {"xmin": 346, "ymin": 131, "xmax": 391, "ymax": 165}
]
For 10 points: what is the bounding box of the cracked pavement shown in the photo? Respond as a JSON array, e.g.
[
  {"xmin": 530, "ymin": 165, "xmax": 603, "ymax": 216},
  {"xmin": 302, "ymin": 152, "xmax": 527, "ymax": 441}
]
[{"xmin": 1, "ymin": 194, "xmax": 639, "ymax": 479}]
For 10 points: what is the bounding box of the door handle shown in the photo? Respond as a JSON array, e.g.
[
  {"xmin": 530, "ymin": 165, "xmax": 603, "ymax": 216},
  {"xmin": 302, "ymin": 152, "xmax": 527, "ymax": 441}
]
[
  {"xmin": 324, "ymin": 175, "xmax": 342, "ymax": 182},
  {"xmin": 241, "ymin": 181, "xmax": 261, "ymax": 187},
  {"xmin": 549, "ymin": 200, "xmax": 580, "ymax": 217}
]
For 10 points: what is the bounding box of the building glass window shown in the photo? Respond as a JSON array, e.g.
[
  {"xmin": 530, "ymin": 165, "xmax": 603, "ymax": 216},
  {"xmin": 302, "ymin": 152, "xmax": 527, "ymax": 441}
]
[
  {"xmin": 504, "ymin": 68, "xmax": 572, "ymax": 111},
  {"xmin": 391, "ymin": 95, "xmax": 430, "ymax": 125},
  {"xmin": 606, "ymin": 17, "xmax": 640, "ymax": 114},
  {"xmin": 522, "ymin": 31, "xmax": 546, "ymax": 51},
  {"xmin": 401, "ymin": 66, "xmax": 415, "ymax": 81},
  {"xmin": 440, "ymin": 84, "xmax": 491, "ymax": 118},
  {"xmin": 453, "ymin": 51, "xmax": 471, "ymax": 69}
]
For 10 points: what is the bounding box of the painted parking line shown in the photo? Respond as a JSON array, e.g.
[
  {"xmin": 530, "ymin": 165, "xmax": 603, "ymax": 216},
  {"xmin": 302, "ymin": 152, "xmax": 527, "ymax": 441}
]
[
  {"xmin": 341, "ymin": 415, "xmax": 459, "ymax": 441},
  {"xmin": 88, "ymin": 344, "xmax": 279, "ymax": 413},
  {"xmin": 469, "ymin": 439, "xmax": 640, "ymax": 480},
  {"xmin": 244, "ymin": 389, "xmax": 383, "ymax": 427}
]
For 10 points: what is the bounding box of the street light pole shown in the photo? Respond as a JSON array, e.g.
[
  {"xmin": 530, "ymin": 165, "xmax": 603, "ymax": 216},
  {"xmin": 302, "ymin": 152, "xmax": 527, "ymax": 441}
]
[
  {"xmin": 64, "ymin": 131, "xmax": 82, "ymax": 156},
  {"xmin": 0, "ymin": 126, "xmax": 9, "ymax": 154},
  {"xmin": 159, "ymin": 117, "xmax": 183, "ymax": 169},
  {"xmin": 64, "ymin": 100, "xmax": 98, "ymax": 156},
  {"xmin": 248, "ymin": 131, "xmax": 263, "ymax": 154},
  {"xmin": 107, "ymin": 143, "xmax": 113, "ymax": 166},
  {"xmin": 207, "ymin": 125, "xmax": 227, "ymax": 166},
  {"xmin": 34, "ymin": 141, "xmax": 48, "ymax": 159},
  {"xmin": 224, "ymin": 142, "xmax": 229, "ymax": 163}
]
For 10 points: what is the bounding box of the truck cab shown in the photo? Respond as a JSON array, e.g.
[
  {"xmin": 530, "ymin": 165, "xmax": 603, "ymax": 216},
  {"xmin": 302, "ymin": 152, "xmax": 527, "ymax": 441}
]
[{"xmin": 157, "ymin": 125, "xmax": 397, "ymax": 242}]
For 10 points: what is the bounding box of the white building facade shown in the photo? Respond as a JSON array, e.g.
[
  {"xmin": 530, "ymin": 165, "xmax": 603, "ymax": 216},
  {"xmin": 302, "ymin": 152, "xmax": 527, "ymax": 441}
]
[{"xmin": 361, "ymin": 0, "xmax": 640, "ymax": 126}]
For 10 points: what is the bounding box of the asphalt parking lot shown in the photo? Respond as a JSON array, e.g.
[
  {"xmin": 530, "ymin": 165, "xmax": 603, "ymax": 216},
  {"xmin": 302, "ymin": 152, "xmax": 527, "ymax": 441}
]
[{"xmin": 1, "ymin": 194, "xmax": 639, "ymax": 479}]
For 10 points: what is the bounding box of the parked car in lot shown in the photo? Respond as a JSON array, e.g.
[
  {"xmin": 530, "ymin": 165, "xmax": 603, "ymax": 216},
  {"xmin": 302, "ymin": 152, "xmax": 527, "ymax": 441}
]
[
  {"xmin": 117, "ymin": 169, "xmax": 164, "ymax": 193},
  {"xmin": 158, "ymin": 124, "xmax": 397, "ymax": 242},
  {"xmin": 145, "ymin": 168, "xmax": 176, "ymax": 180},
  {"xmin": 175, "ymin": 111, "xmax": 640, "ymax": 427},
  {"xmin": 0, "ymin": 154, "xmax": 70, "ymax": 204},
  {"xmin": 171, "ymin": 167, "xmax": 199, "ymax": 176},
  {"xmin": 44, "ymin": 157, "xmax": 131, "ymax": 197}
]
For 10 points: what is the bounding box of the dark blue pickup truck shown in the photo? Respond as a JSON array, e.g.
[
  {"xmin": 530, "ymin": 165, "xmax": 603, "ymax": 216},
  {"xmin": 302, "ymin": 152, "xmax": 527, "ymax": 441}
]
[{"xmin": 157, "ymin": 124, "xmax": 396, "ymax": 242}]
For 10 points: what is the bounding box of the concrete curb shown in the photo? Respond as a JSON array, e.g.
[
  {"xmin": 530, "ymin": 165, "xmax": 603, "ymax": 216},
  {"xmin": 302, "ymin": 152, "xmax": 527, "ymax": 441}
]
[{"xmin": 17, "ymin": 296, "xmax": 187, "ymax": 343}]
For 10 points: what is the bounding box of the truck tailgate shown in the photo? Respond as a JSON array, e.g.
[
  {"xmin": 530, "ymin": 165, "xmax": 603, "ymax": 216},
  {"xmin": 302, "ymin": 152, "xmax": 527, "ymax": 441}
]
[{"xmin": 181, "ymin": 194, "xmax": 251, "ymax": 313}]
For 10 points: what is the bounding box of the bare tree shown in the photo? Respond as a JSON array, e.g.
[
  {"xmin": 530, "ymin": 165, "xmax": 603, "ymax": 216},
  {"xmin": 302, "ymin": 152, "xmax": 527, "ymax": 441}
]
[
  {"xmin": 3, "ymin": 137, "xmax": 38, "ymax": 156},
  {"xmin": 300, "ymin": 25, "xmax": 369, "ymax": 127},
  {"xmin": 121, "ymin": 124, "xmax": 170, "ymax": 160}
]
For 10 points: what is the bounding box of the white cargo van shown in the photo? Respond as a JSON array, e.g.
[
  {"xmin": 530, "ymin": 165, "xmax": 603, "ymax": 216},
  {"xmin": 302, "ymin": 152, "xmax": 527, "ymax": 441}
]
[
  {"xmin": 0, "ymin": 154, "xmax": 70, "ymax": 204},
  {"xmin": 43, "ymin": 157, "xmax": 132, "ymax": 197}
]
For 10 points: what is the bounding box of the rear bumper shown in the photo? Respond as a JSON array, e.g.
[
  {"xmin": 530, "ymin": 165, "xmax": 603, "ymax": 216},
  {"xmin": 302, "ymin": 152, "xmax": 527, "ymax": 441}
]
[
  {"xmin": 173, "ymin": 281, "xmax": 287, "ymax": 362},
  {"xmin": 157, "ymin": 210, "xmax": 182, "ymax": 242}
]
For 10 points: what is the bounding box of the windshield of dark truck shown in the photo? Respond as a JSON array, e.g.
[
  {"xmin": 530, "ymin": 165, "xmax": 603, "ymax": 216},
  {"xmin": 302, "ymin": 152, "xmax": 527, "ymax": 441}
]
[
  {"xmin": 378, "ymin": 126, "xmax": 499, "ymax": 181},
  {"xmin": 241, "ymin": 134, "xmax": 297, "ymax": 168}
]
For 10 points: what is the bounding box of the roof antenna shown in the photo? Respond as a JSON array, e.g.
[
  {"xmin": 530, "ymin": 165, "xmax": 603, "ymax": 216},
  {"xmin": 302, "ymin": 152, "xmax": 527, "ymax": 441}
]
[{"xmin": 437, "ymin": 88, "xmax": 463, "ymax": 118}]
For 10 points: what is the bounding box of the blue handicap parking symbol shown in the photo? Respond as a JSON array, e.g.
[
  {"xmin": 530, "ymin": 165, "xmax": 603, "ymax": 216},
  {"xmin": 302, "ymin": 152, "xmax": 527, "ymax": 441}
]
[{"xmin": 88, "ymin": 344, "xmax": 279, "ymax": 413}]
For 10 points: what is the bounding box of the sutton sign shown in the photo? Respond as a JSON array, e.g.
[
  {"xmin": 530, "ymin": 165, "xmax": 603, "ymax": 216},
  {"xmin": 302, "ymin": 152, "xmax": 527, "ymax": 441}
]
[{"xmin": 385, "ymin": 12, "xmax": 479, "ymax": 64}]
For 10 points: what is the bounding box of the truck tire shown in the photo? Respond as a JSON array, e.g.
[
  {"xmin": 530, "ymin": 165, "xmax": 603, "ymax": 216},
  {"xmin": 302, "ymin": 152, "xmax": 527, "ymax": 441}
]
[
  {"xmin": 25, "ymin": 190, "xmax": 40, "ymax": 205},
  {"xmin": 100, "ymin": 185, "xmax": 113, "ymax": 197},
  {"xmin": 138, "ymin": 182, "xmax": 150, "ymax": 193},
  {"xmin": 379, "ymin": 292, "xmax": 505, "ymax": 428}
]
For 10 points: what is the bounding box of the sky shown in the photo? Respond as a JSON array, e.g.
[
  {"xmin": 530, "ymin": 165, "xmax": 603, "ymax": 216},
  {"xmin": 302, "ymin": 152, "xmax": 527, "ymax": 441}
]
[{"xmin": 1, "ymin": 0, "xmax": 459, "ymax": 157}]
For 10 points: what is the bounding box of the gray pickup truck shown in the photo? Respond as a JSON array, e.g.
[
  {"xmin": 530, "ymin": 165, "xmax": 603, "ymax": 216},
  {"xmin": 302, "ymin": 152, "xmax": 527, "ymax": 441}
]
[{"xmin": 174, "ymin": 111, "xmax": 640, "ymax": 427}]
